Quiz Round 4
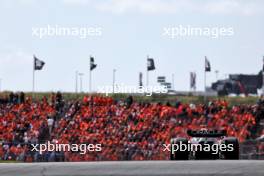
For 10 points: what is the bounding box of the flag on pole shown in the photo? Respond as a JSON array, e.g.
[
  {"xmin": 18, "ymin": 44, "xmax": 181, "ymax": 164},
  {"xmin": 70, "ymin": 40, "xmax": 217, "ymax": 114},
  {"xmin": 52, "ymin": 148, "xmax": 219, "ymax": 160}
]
[
  {"xmin": 34, "ymin": 56, "xmax": 45, "ymax": 70},
  {"xmin": 147, "ymin": 58, "xmax": 155, "ymax": 71},
  {"xmin": 90, "ymin": 56, "xmax": 97, "ymax": 71},
  {"xmin": 205, "ymin": 56, "xmax": 211, "ymax": 72},
  {"xmin": 190, "ymin": 72, "xmax": 196, "ymax": 89}
]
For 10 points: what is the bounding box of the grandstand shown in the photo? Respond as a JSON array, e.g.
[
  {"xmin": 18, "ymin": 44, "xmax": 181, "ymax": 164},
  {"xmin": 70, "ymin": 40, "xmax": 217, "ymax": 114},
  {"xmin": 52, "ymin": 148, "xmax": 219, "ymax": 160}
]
[{"xmin": 0, "ymin": 92, "xmax": 263, "ymax": 162}]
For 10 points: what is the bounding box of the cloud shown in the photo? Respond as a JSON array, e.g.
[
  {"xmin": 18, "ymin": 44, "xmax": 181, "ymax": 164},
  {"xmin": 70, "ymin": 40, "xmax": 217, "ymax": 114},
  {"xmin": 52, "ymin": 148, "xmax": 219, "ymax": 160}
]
[
  {"xmin": 0, "ymin": 50, "xmax": 32, "ymax": 65},
  {"xmin": 62, "ymin": 0, "xmax": 91, "ymax": 6},
  {"xmin": 204, "ymin": 0, "xmax": 262, "ymax": 16},
  {"xmin": 0, "ymin": 49, "xmax": 34, "ymax": 91},
  {"xmin": 95, "ymin": 0, "xmax": 180, "ymax": 14},
  {"xmin": 62, "ymin": 0, "xmax": 263, "ymax": 16},
  {"xmin": 0, "ymin": 0, "xmax": 37, "ymax": 9}
]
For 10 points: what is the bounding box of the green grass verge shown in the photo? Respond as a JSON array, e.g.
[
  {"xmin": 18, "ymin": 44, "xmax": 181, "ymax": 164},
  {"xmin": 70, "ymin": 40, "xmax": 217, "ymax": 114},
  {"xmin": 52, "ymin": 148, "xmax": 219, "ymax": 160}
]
[
  {"xmin": 0, "ymin": 91, "xmax": 260, "ymax": 106},
  {"xmin": 0, "ymin": 160, "xmax": 21, "ymax": 163}
]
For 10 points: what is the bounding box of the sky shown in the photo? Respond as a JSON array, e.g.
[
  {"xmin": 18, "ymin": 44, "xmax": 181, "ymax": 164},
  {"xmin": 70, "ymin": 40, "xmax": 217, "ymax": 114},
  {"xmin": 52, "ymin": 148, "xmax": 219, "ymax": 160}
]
[{"xmin": 0, "ymin": 0, "xmax": 264, "ymax": 92}]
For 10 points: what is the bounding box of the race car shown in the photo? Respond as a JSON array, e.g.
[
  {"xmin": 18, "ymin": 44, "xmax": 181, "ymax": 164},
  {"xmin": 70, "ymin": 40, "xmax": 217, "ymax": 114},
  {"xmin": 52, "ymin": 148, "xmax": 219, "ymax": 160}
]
[{"xmin": 170, "ymin": 128, "xmax": 239, "ymax": 160}]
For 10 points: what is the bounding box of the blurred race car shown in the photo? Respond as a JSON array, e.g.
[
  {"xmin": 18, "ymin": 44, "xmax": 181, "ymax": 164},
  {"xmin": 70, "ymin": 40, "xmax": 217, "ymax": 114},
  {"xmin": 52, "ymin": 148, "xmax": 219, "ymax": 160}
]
[{"xmin": 170, "ymin": 129, "xmax": 239, "ymax": 160}]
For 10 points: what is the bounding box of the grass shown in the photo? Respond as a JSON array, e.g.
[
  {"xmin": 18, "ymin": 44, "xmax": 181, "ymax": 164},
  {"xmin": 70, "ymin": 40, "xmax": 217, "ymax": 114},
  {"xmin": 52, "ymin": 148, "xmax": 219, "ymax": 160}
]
[
  {"xmin": 0, "ymin": 160, "xmax": 21, "ymax": 163},
  {"xmin": 0, "ymin": 91, "xmax": 260, "ymax": 106}
]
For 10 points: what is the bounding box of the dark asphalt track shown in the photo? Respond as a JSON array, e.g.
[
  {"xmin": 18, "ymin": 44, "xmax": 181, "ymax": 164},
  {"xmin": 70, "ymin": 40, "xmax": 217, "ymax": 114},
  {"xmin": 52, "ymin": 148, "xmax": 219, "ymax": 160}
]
[{"xmin": 0, "ymin": 161, "xmax": 263, "ymax": 176}]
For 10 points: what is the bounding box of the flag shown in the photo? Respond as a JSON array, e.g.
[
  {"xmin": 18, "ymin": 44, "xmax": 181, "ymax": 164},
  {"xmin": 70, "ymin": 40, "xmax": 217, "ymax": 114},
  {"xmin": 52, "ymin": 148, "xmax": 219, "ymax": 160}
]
[
  {"xmin": 147, "ymin": 58, "xmax": 155, "ymax": 71},
  {"xmin": 190, "ymin": 72, "xmax": 196, "ymax": 89},
  {"xmin": 139, "ymin": 72, "xmax": 143, "ymax": 87},
  {"xmin": 34, "ymin": 55, "xmax": 45, "ymax": 70},
  {"xmin": 205, "ymin": 56, "xmax": 211, "ymax": 72},
  {"xmin": 90, "ymin": 56, "xmax": 97, "ymax": 71}
]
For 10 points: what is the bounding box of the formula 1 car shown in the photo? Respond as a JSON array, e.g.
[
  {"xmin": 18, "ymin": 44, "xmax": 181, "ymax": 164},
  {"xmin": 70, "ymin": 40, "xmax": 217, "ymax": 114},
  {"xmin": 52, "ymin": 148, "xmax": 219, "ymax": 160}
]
[{"xmin": 170, "ymin": 129, "xmax": 239, "ymax": 160}]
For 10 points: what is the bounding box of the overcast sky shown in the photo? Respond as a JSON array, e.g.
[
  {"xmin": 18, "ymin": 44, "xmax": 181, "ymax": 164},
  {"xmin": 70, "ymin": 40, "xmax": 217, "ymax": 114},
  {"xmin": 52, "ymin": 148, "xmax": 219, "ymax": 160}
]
[{"xmin": 0, "ymin": 0, "xmax": 264, "ymax": 92}]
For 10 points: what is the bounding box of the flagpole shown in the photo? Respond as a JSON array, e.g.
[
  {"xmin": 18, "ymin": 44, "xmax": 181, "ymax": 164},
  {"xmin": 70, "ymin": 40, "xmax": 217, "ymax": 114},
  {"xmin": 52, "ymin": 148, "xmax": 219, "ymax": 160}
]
[
  {"xmin": 204, "ymin": 69, "xmax": 206, "ymax": 102},
  {"xmin": 113, "ymin": 69, "xmax": 116, "ymax": 94},
  {"xmin": 89, "ymin": 68, "xmax": 92, "ymax": 93},
  {"xmin": 75, "ymin": 71, "xmax": 78, "ymax": 93},
  {"xmin": 80, "ymin": 74, "xmax": 82, "ymax": 93},
  {"xmin": 172, "ymin": 73, "xmax": 175, "ymax": 91},
  {"xmin": 146, "ymin": 55, "xmax": 149, "ymax": 87},
  {"xmin": 32, "ymin": 57, "xmax": 35, "ymax": 99},
  {"xmin": 190, "ymin": 72, "xmax": 192, "ymax": 92},
  {"xmin": 146, "ymin": 70, "xmax": 148, "ymax": 87},
  {"xmin": 89, "ymin": 56, "xmax": 92, "ymax": 93}
]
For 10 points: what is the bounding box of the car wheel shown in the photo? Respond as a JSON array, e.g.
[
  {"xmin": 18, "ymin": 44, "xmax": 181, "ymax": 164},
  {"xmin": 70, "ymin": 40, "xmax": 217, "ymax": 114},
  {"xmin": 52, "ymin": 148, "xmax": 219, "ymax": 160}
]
[
  {"xmin": 170, "ymin": 138, "xmax": 189, "ymax": 160},
  {"xmin": 221, "ymin": 137, "xmax": 239, "ymax": 160}
]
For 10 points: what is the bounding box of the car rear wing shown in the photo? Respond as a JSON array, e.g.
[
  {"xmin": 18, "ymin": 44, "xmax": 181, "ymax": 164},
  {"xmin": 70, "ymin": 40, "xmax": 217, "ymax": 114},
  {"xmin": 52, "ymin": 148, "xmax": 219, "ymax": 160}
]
[{"xmin": 187, "ymin": 129, "xmax": 227, "ymax": 137}]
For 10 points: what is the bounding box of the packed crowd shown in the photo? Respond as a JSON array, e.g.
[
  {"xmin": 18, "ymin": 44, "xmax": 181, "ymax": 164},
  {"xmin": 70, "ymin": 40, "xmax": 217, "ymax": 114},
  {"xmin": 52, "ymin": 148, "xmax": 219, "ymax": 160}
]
[{"xmin": 0, "ymin": 92, "xmax": 263, "ymax": 162}]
